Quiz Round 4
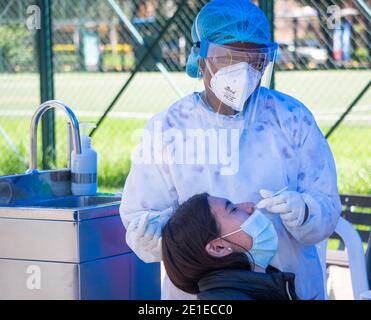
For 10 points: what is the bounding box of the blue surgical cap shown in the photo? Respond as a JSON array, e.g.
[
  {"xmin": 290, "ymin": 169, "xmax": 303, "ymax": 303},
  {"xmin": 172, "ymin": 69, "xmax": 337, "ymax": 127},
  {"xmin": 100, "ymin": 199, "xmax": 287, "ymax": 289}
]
[{"xmin": 186, "ymin": 0, "xmax": 272, "ymax": 78}]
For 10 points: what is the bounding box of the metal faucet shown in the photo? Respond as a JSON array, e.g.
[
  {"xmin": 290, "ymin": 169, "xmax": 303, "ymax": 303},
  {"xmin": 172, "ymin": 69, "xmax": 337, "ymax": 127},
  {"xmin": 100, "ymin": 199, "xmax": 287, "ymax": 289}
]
[{"xmin": 27, "ymin": 100, "xmax": 82, "ymax": 173}]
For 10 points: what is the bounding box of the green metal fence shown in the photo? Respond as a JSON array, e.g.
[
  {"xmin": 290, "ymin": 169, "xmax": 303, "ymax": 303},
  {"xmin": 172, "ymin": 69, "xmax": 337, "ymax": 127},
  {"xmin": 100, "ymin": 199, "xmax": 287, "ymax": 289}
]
[
  {"xmin": 0, "ymin": 0, "xmax": 370, "ymax": 195},
  {"xmin": 272, "ymin": 0, "xmax": 370, "ymax": 195},
  {"xmin": 0, "ymin": 0, "xmax": 39, "ymax": 175}
]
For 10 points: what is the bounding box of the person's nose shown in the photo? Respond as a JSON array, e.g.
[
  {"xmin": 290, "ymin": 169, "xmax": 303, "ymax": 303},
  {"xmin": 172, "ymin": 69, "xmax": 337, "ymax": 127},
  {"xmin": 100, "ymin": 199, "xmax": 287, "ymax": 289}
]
[{"xmin": 236, "ymin": 202, "xmax": 255, "ymax": 214}]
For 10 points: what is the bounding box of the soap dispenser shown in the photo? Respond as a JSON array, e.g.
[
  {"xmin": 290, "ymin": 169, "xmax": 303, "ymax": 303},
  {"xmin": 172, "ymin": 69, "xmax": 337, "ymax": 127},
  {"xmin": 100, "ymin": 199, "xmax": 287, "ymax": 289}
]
[{"xmin": 71, "ymin": 123, "xmax": 98, "ymax": 196}]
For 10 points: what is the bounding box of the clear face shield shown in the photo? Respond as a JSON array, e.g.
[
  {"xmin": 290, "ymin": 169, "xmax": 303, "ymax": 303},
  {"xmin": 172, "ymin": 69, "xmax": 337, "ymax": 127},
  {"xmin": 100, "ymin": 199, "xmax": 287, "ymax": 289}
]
[{"xmin": 196, "ymin": 40, "xmax": 278, "ymax": 123}]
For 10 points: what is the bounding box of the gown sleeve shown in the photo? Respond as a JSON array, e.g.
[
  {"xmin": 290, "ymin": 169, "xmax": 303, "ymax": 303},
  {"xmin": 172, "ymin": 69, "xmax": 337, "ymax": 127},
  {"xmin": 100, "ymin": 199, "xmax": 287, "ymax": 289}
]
[
  {"xmin": 285, "ymin": 108, "xmax": 342, "ymax": 245},
  {"xmin": 119, "ymin": 119, "xmax": 177, "ymax": 262}
]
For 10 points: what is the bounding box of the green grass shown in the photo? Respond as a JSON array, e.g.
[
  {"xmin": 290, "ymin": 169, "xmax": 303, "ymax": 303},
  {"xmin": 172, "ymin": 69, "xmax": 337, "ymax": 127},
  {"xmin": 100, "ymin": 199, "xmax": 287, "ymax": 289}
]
[
  {"xmin": 0, "ymin": 117, "xmax": 145, "ymax": 193},
  {"xmin": 0, "ymin": 70, "xmax": 370, "ymax": 121},
  {"xmin": 0, "ymin": 71, "xmax": 369, "ymax": 255},
  {"xmin": 1, "ymin": 116, "xmax": 370, "ymax": 250},
  {"xmin": 327, "ymin": 126, "xmax": 371, "ymax": 195},
  {"xmin": 0, "ymin": 117, "xmax": 370, "ymax": 195},
  {"xmin": 0, "ymin": 70, "xmax": 369, "ymax": 193},
  {"xmin": 328, "ymin": 239, "xmax": 369, "ymax": 251}
]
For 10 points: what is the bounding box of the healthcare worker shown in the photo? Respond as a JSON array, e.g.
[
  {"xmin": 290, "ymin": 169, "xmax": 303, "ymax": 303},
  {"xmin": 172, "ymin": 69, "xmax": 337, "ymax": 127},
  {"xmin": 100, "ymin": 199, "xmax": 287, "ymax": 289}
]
[{"xmin": 120, "ymin": 0, "xmax": 341, "ymax": 300}]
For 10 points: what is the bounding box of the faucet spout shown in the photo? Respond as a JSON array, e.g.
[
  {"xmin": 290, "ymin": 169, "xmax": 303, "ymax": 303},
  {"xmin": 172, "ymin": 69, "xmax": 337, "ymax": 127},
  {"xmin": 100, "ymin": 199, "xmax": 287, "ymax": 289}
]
[{"xmin": 27, "ymin": 100, "xmax": 82, "ymax": 173}]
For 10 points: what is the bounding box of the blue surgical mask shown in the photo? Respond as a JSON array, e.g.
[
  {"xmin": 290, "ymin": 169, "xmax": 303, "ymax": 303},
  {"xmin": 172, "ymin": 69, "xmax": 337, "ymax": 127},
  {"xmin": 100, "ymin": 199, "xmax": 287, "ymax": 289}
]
[{"xmin": 220, "ymin": 210, "xmax": 278, "ymax": 268}]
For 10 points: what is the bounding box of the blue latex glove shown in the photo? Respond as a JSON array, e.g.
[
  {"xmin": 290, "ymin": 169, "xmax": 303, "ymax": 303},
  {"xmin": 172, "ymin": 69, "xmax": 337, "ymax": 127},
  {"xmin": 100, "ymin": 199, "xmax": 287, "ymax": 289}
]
[{"xmin": 257, "ymin": 189, "xmax": 307, "ymax": 228}]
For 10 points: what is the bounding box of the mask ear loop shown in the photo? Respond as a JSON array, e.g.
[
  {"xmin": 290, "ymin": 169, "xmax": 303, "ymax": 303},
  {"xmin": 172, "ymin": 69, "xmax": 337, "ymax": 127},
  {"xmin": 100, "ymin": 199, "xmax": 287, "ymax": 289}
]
[
  {"xmin": 217, "ymin": 228, "xmax": 249, "ymax": 253},
  {"xmin": 194, "ymin": 14, "xmax": 222, "ymax": 116},
  {"xmin": 217, "ymin": 228, "xmax": 251, "ymax": 254},
  {"xmin": 221, "ymin": 237, "xmax": 249, "ymax": 254},
  {"xmin": 195, "ymin": 13, "xmax": 238, "ymax": 120},
  {"xmin": 204, "ymin": 50, "xmax": 237, "ymax": 126},
  {"xmin": 204, "ymin": 58, "xmax": 223, "ymax": 117},
  {"xmin": 218, "ymin": 227, "xmax": 242, "ymax": 239},
  {"xmin": 220, "ymin": 236, "xmax": 256, "ymax": 269}
]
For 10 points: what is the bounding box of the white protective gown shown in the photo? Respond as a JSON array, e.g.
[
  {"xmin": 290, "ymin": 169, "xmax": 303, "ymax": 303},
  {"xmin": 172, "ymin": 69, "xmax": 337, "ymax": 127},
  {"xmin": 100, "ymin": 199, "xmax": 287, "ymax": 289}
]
[{"xmin": 120, "ymin": 88, "xmax": 341, "ymax": 300}]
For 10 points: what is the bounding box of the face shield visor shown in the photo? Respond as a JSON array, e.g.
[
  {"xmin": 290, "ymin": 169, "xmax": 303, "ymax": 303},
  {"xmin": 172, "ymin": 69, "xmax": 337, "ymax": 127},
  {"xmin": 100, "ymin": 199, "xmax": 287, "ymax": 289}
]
[{"xmin": 196, "ymin": 40, "xmax": 277, "ymax": 122}]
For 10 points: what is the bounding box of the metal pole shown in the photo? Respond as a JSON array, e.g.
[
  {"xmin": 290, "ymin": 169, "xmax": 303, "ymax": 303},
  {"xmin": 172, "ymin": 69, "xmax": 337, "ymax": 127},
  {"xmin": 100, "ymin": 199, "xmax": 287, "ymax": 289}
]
[
  {"xmin": 259, "ymin": 0, "xmax": 275, "ymax": 89},
  {"xmin": 325, "ymin": 80, "xmax": 370, "ymax": 139},
  {"xmin": 78, "ymin": 0, "xmax": 86, "ymax": 71},
  {"xmin": 293, "ymin": 17, "xmax": 298, "ymax": 65},
  {"xmin": 0, "ymin": 47, "xmax": 4, "ymax": 72},
  {"xmin": 36, "ymin": 0, "xmax": 55, "ymax": 169},
  {"xmin": 90, "ymin": 0, "xmax": 188, "ymax": 137},
  {"xmin": 107, "ymin": 0, "xmax": 184, "ymax": 97}
]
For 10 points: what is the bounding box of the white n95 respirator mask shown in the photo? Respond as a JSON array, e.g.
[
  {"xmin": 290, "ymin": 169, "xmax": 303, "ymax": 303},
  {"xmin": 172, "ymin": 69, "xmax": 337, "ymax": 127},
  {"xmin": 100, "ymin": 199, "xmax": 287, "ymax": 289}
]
[{"xmin": 207, "ymin": 61, "xmax": 262, "ymax": 112}]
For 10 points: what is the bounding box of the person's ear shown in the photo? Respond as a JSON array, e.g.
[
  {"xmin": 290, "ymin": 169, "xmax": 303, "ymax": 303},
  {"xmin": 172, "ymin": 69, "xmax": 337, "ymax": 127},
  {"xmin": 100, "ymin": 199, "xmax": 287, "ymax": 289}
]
[{"xmin": 205, "ymin": 239, "xmax": 233, "ymax": 258}]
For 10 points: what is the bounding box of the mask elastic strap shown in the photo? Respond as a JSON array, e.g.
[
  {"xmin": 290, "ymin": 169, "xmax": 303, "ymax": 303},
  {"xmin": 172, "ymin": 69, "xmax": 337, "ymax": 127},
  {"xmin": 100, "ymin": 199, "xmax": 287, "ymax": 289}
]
[
  {"xmin": 204, "ymin": 59, "xmax": 235, "ymax": 118},
  {"xmin": 221, "ymin": 237, "xmax": 251, "ymax": 255},
  {"xmin": 203, "ymin": 59, "xmax": 223, "ymax": 116},
  {"xmin": 204, "ymin": 59, "xmax": 215, "ymax": 78},
  {"xmin": 218, "ymin": 228, "xmax": 242, "ymax": 239}
]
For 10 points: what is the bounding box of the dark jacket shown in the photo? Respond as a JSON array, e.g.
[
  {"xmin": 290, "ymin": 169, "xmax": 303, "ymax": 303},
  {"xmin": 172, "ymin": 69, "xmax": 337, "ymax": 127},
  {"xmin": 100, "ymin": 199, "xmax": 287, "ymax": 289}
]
[{"xmin": 197, "ymin": 266, "xmax": 299, "ymax": 300}]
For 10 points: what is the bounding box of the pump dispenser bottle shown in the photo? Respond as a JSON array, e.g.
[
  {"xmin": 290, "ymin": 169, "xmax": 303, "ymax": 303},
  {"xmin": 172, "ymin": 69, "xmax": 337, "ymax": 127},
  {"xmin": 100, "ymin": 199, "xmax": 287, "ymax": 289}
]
[{"xmin": 71, "ymin": 123, "xmax": 97, "ymax": 196}]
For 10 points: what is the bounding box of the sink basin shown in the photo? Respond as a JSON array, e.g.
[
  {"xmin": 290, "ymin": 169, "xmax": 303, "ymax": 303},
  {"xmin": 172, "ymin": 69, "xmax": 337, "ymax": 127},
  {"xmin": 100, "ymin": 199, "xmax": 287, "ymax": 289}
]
[
  {"xmin": 0, "ymin": 194, "xmax": 122, "ymax": 221},
  {"xmin": 0, "ymin": 170, "xmax": 122, "ymax": 221},
  {"xmin": 20, "ymin": 195, "xmax": 121, "ymax": 209}
]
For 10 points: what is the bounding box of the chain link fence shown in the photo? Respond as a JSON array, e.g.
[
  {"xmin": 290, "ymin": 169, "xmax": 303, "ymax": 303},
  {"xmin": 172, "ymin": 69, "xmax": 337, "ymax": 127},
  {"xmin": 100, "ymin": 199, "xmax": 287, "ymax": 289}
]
[
  {"xmin": 273, "ymin": 0, "xmax": 370, "ymax": 195},
  {"xmin": 0, "ymin": 0, "xmax": 370, "ymax": 195},
  {"xmin": 0, "ymin": 0, "xmax": 39, "ymax": 176},
  {"xmin": 50, "ymin": 0, "xmax": 204, "ymax": 190}
]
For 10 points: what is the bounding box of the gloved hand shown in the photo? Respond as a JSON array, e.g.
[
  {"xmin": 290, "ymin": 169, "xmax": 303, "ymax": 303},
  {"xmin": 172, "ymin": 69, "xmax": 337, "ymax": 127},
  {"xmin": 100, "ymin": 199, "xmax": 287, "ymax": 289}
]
[
  {"xmin": 256, "ymin": 189, "xmax": 307, "ymax": 228},
  {"xmin": 125, "ymin": 208, "xmax": 172, "ymax": 263}
]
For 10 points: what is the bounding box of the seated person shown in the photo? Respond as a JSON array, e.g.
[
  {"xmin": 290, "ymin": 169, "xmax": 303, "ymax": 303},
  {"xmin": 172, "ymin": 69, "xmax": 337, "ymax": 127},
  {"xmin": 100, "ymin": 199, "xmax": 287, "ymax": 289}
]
[{"xmin": 161, "ymin": 193, "xmax": 299, "ymax": 300}]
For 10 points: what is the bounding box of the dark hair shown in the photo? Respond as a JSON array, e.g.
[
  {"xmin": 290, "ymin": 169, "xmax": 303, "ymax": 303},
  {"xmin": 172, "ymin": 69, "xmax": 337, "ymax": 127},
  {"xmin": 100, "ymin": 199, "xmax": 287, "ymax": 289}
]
[{"xmin": 161, "ymin": 193, "xmax": 252, "ymax": 294}]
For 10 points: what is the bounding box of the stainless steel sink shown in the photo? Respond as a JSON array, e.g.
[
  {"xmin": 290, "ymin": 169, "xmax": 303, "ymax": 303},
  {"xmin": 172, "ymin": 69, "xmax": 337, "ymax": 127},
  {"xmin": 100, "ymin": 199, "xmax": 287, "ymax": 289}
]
[
  {"xmin": 0, "ymin": 170, "xmax": 160, "ymax": 300},
  {"xmin": 0, "ymin": 101, "xmax": 161, "ymax": 299},
  {"xmin": 0, "ymin": 170, "xmax": 122, "ymax": 221}
]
